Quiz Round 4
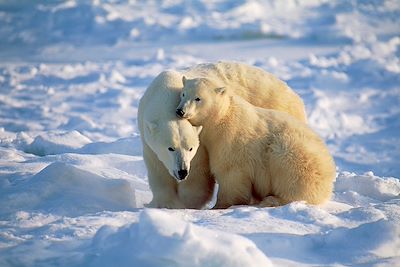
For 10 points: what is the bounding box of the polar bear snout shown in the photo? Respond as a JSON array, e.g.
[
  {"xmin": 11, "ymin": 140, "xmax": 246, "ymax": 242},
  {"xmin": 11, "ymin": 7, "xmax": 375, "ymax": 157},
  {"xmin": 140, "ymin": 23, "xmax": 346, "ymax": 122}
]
[
  {"xmin": 171, "ymin": 150, "xmax": 191, "ymax": 181},
  {"xmin": 172, "ymin": 168, "xmax": 188, "ymax": 181},
  {"xmin": 177, "ymin": 169, "xmax": 188, "ymax": 180},
  {"xmin": 176, "ymin": 108, "xmax": 185, "ymax": 118}
]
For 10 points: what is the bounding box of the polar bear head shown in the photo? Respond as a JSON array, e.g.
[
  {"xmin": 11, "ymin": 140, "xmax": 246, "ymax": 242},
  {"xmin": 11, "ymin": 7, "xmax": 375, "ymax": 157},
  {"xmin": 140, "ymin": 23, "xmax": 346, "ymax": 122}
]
[
  {"xmin": 144, "ymin": 118, "xmax": 202, "ymax": 181},
  {"xmin": 176, "ymin": 76, "xmax": 226, "ymax": 125}
]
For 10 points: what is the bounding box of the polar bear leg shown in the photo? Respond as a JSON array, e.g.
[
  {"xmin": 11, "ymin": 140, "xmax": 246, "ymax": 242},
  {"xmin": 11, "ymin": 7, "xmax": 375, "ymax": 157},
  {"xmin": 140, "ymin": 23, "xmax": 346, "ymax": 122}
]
[
  {"xmin": 178, "ymin": 146, "xmax": 215, "ymax": 209},
  {"xmin": 143, "ymin": 144, "xmax": 185, "ymax": 209},
  {"xmin": 213, "ymin": 171, "xmax": 253, "ymax": 209}
]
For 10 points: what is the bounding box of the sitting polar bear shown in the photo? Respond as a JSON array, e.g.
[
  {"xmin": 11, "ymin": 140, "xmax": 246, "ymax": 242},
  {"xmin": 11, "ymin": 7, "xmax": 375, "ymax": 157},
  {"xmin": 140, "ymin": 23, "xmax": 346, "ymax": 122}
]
[
  {"xmin": 177, "ymin": 77, "xmax": 336, "ymax": 208},
  {"xmin": 138, "ymin": 61, "xmax": 307, "ymax": 209}
]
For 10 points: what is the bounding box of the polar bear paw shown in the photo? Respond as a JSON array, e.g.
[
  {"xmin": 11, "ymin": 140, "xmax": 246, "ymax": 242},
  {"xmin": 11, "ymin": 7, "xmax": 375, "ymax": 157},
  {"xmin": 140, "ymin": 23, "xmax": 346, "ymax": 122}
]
[{"xmin": 258, "ymin": 195, "xmax": 287, "ymax": 207}]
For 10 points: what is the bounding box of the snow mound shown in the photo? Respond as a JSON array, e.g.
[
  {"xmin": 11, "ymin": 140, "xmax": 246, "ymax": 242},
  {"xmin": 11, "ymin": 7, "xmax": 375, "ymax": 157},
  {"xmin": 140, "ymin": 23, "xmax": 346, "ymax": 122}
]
[
  {"xmin": 319, "ymin": 219, "xmax": 400, "ymax": 263},
  {"xmin": 24, "ymin": 131, "xmax": 91, "ymax": 156},
  {"xmin": 0, "ymin": 162, "xmax": 136, "ymax": 217},
  {"xmin": 249, "ymin": 216, "xmax": 400, "ymax": 266},
  {"xmin": 78, "ymin": 136, "xmax": 143, "ymax": 156},
  {"xmin": 335, "ymin": 172, "xmax": 400, "ymax": 204},
  {"xmin": 87, "ymin": 209, "xmax": 272, "ymax": 267},
  {"xmin": 21, "ymin": 131, "xmax": 143, "ymax": 157}
]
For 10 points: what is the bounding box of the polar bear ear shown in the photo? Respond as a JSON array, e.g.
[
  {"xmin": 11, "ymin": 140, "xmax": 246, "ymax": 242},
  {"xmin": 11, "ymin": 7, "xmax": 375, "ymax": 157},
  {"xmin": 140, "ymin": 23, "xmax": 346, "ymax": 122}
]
[
  {"xmin": 145, "ymin": 120, "xmax": 158, "ymax": 135},
  {"xmin": 194, "ymin": 125, "xmax": 203, "ymax": 135},
  {"xmin": 215, "ymin": 87, "xmax": 225, "ymax": 95},
  {"xmin": 182, "ymin": 76, "xmax": 187, "ymax": 86}
]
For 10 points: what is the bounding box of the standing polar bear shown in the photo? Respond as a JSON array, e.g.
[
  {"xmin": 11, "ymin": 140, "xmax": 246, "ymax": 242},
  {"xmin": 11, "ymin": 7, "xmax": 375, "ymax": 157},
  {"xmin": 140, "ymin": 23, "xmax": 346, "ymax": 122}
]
[
  {"xmin": 138, "ymin": 61, "xmax": 307, "ymax": 209},
  {"xmin": 138, "ymin": 70, "xmax": 213, "ymax": 209},
  {"xmin": 177, "ymin": 77, "xmax": 336, "ymax": 208}
]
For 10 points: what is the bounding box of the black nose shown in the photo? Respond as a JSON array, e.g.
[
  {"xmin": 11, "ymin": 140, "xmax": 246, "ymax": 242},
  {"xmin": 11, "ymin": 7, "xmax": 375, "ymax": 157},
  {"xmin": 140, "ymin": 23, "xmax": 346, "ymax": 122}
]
[
  {"xmin": 176, "ymin": 109, "xmax": 185, "ymax": 118},
  {"xmin": 177, "ymin": 169, "xmax": 188, "ymax": 180}
]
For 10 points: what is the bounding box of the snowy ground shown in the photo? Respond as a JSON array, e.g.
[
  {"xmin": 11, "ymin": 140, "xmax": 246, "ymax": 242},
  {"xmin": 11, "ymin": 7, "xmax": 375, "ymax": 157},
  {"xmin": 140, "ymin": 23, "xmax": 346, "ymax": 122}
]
[{"xmin": 0, "ymin": 1, "xmax": 399, "ymax": 266}]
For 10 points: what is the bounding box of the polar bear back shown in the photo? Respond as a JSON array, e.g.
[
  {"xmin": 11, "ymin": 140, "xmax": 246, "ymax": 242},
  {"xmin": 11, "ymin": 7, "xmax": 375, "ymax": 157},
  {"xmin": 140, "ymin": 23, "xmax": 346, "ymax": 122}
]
[
  {"xmin": 139, "ymin": 70, "xmax": 183, "ymax": 123},
  {"xmin": 183, "ymin": 61, "xmax": 307, "ymax": 122}
]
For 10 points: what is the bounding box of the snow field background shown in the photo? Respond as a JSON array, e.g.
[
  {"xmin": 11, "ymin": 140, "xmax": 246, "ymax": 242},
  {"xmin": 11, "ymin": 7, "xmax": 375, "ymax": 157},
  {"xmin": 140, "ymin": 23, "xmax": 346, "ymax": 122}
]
[{"xmin": 0, "ymin": 1, "xmax": 399, "ymax": 266}]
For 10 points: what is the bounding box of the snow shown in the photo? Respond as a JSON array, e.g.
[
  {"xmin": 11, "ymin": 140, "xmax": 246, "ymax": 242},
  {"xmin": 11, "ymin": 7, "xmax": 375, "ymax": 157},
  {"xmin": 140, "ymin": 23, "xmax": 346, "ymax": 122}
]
[
  {"xmin": 86, "ymin": 209, "xmax": 273, "ymax": 267},
  {"xmin": 0, "ymin": 1, "xmax": 399, "ymax": 266}
]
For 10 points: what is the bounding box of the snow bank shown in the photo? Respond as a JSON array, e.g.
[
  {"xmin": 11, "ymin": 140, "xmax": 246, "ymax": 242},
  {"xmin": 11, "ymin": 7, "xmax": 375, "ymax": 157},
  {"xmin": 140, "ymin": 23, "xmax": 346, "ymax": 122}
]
[
  {"xmin": 335, "ymin": 171, "xmax": 400, "ymax": 204},
  {"xmin": 319, "ymin": 219, "xmax": 400, "ymax": 263},
  {"xmin": 0, "ymin": 162, "xmax": 136, "ymax": 217},
  {"xmin": 77, "ymin": 136, "xmax": 143, "ymax": 156},
  {"xmin": 23, "ymin": 131, "xmax": 91, "ymax": 156},
  {"xmin": 15, "ymin": 131, "xmax": 142, "ymax": 157},
  {"xmin": 86, "ymin": 209, "xmax": 272, "ymax": 267},
  {"xmin": 249, "ymin": 215, "xmax": 400, "ymax": 266},
  {"xmin": 0, "ymin": 169, "xmax": 399, "ymax": 266}
]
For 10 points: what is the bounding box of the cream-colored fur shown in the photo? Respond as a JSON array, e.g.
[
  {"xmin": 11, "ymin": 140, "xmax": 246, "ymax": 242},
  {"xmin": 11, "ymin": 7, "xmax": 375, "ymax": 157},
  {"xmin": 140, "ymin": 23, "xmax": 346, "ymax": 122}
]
[
  {"xmin": 182, "ymin": 61, "xmax": 307, "ymax": 123},
  {"xmin": 139, "ymin": 61, "xmax": 307, "ymax": 209},
  {"xmin": 178, "ymin": 77, "xmax": 336, "ymax": 208}
]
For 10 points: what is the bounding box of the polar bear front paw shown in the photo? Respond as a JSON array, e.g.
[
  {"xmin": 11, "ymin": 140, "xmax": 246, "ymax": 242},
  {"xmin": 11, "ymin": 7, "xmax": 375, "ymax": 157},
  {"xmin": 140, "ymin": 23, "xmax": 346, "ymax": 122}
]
[
  {"xmin": 258, "ymin": 195, "xmax": 287, "ymax": 207},
  {"xmin": 145, "ymin": 198, "xmax": 185, "ymax": 209}
]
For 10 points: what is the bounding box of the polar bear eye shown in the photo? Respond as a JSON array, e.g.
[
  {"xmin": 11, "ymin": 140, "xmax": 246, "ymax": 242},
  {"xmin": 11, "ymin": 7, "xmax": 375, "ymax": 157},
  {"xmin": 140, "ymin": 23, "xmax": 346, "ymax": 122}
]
[
  {"xmin": 189, "ymin": 147, "xmax": 193, "ymax": 151},
  {"xmin": 168, "ymin": 147, "xmax": 175, "ymax": 152},
  {"xmin": 195, "ymin": 97, "xmax": 201, "ymax": 102}
]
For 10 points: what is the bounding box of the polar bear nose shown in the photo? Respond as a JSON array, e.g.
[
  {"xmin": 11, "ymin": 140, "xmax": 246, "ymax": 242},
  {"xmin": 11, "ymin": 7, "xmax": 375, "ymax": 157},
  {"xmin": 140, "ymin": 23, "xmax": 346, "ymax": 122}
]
[
  {"xmin": 176, "ymin": 109, "xmax": 185, "ymax": 118},
  {"xmin": 177, "ymin": 169, "xmax": 188, "ymax": 180}
]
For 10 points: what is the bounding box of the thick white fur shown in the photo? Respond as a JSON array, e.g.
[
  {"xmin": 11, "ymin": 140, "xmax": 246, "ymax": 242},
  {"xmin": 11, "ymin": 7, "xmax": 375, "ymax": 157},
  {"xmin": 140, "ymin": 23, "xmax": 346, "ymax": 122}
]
[
  {"xmin": 138, "ymin": 71, "xmax": 214, "ymax": 208},
  {"xmin": 138, "ymin": 61, "xmax": 307, "ymax": 208},
  {"xmin": 178, "ymin": 77, "xmax": 336, "ymax": 208}
]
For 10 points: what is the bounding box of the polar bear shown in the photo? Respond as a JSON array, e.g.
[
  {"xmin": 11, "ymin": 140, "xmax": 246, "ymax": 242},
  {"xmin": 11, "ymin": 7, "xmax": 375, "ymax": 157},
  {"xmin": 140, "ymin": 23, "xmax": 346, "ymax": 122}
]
[
  {"xmin": 138, "ymin": 70, "xmax": 215, "ymax": 209},
  {"xmin": 176, "ymin": 77, "xmax": 336, "ymax": 208},
  {"xmin": 139, "ymin": 61, "xmax": 307, "ymax": 209},
  {"xmin": 178, "ymin": 61, "xmax": 307, "ymax": 123}
]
